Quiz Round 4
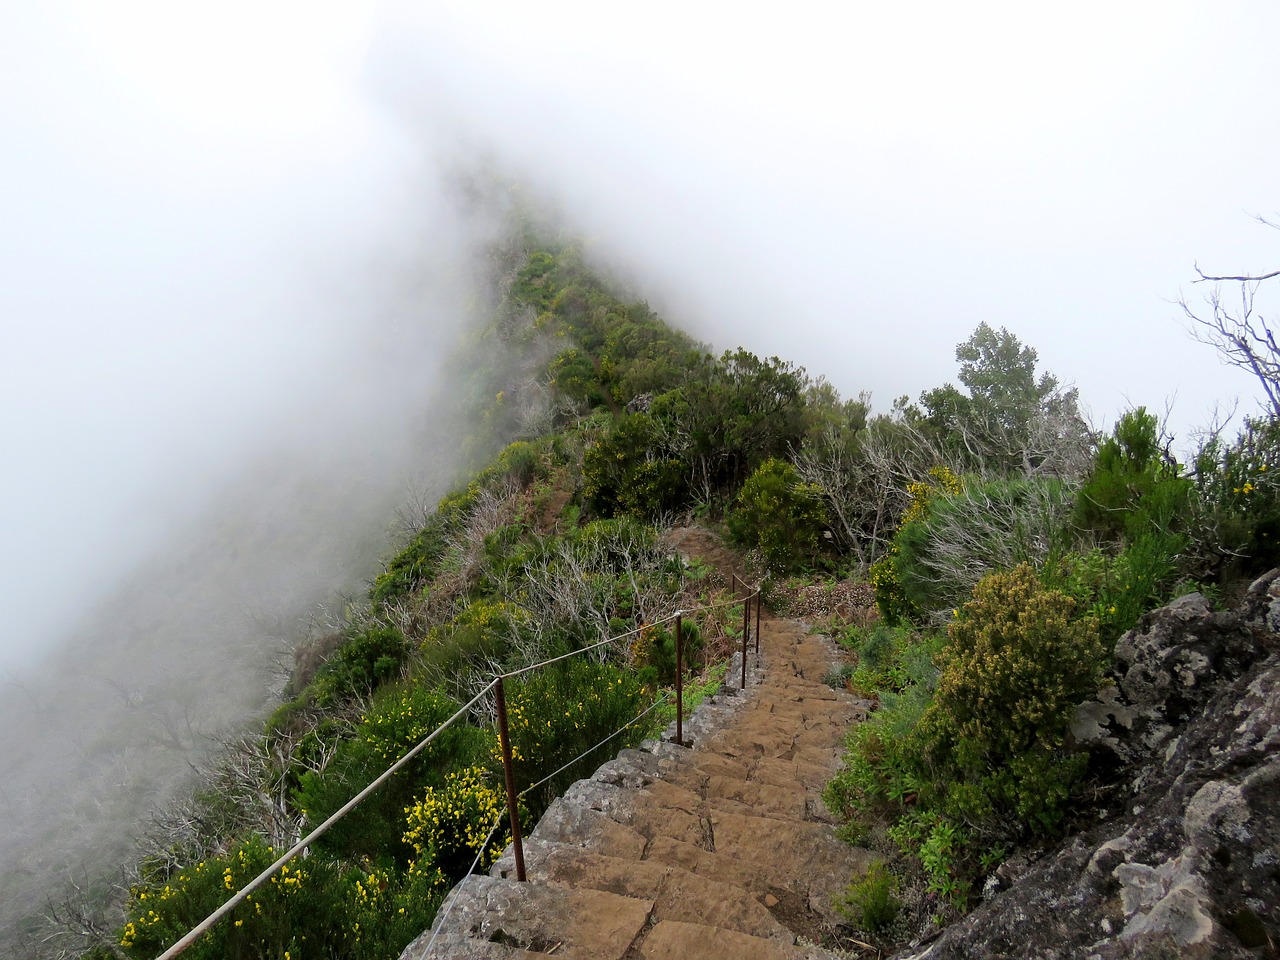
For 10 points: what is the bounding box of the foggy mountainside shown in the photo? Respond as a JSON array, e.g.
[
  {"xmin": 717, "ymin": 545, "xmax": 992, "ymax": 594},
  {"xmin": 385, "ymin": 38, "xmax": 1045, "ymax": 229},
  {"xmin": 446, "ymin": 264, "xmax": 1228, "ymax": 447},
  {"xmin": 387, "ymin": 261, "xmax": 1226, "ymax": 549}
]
[
  {"xmin": 20, "ymin": 212, "xmax": 1279, "ymax": 959},
  {"xmin": 0, "ymin": 197, "xmax": 523, "ymax": 951},
  {"xmin": 5, "ymin": 6, "xmax": 1280, "ymax": 960}
]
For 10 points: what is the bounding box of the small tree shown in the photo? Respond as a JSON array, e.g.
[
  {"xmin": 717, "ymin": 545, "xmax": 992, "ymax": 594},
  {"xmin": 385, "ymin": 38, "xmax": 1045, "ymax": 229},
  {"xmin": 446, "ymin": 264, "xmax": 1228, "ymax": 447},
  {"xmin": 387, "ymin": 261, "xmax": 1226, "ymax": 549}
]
[
  {"xmin": 1180, "ymin": 215, "xmax": 1280, "ymax": 418},
  {"xmin": 728, "ymin": 458, "xmax": 827, "ymax": 572},
  {"xmin": 921, "ymin": 323, "xmax": 1091, "ymax": 477}
]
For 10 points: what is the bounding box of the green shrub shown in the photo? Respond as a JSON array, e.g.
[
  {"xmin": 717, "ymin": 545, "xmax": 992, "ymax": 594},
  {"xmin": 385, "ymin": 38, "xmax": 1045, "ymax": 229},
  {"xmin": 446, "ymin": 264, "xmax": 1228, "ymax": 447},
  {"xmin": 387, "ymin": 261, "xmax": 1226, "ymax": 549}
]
[
  {"xmin": 116, "ymin": 835, "xmax": 443, "ymax": 960},
  {"xmin": 310, "ymin": 626, "xmax": 409, "ymax": 708},
  {"xmin": 918, "ymin": 565, "xmax": 1104, "ymax": 836},
  {"xmin": 294, "ymin": 686, "xmax": 485, "ymax": 863},
  {"xmin": 727, "ymin": 458, "xmax": 827, "ymax": 572},
  {"xmin": 1192, "ymin": 414, "xmax": 1280, "ymax": 572},
  {"xmin": 416, "ymin": 600, "xmax": 530, "ymax": 696},
  {"xmin": 1045, "ymin": 529, "xmax": 1187, "ymax": 648},
  {"xmin": 497, "ymin": 659, "xmax": 653, "ymax": 818},
  {"xmin": 583, "ymin": 413, "xmax": 688, "ymax": 518},
  {"xmin": 837, "ymin": 861, "xmax": 901, "ymax": 932},
  {"xmin": 631, "ymin": 620, "xmax": 703, "ymax": 685},
  {"xmin": 371, "ymin": 519, "xmax": 449, "ymax": 606},
  {"xmin": 1074, "ymin": 407, "xmax": 1192, "ymax": 543},
  {"xmin": 839, "ymin": 623, "xmax": 941, "ymax": 696},
  {"xmin": 870, "ymin": 467, "xmax": 965, "ymax": 623},
  {"xmin": 823, "ymin": 678, "xmax": 936, "ymax": 829},
  {"xmin": 892, "ymin": 475, "xmax": 1076, "ymax": 623}
]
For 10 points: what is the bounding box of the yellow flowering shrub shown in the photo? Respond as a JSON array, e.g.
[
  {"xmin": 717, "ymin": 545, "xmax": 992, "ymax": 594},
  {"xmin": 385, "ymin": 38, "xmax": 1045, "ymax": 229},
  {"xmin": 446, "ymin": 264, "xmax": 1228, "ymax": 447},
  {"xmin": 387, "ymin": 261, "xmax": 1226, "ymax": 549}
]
[
  {"xmin": 403, "ymin": 766, "xmax": 513, "ymax": 881},
  {"xmin": 918, "ymin": 564, "xmax": 1104, "ymax": 832}
]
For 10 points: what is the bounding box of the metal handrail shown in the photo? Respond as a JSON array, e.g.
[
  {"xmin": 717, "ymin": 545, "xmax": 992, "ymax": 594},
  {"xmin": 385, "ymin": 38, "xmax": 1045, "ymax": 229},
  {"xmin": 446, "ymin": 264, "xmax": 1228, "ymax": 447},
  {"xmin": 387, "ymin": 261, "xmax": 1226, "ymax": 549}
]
[{"xmin": 154, "ymin": 581, "xmax": 762, "ymax": 958}]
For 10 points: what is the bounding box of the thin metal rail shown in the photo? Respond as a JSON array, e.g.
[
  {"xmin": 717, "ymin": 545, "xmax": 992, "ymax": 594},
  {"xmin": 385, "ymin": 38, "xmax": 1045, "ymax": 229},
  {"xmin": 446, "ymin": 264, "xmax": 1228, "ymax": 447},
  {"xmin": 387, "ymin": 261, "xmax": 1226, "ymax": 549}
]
[{"xmin": 155, "ymin": 581, "xmax": 761, "ymax": 958}]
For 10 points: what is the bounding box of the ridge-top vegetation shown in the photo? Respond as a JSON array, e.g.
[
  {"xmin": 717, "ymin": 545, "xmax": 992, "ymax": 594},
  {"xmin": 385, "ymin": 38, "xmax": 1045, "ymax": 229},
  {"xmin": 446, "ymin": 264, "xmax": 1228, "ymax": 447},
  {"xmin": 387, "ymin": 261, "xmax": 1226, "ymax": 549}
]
[{"xmin": 60, "ymin": 221, "xmax": 1280, "ymax": 959}]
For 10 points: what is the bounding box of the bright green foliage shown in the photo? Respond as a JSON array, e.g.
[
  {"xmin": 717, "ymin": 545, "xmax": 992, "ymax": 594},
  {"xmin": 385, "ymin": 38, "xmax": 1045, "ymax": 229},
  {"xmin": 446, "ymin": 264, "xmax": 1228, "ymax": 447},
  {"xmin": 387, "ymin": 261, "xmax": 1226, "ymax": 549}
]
[
  {"xmin": 310, "ymin": 626, "xmax": 409, "ymax": 708},
  {"xmin": 1045, "ymin": 531, "xmax": 1186, "ymax": 646},
  {"xmin": 497, "ymin": 659, "xmax": 653, "ymax": 819},
  {"xmin": 839, "ymin": 622, "xmax": 942, "ymax": 696},
  {"xmin": 870, "ymin": 467, "xmax": 965, "ymax": 623},
  {"xmin": 417, "ymin": 600, "xmax": 531, "ymax": 698},
  {"xmin": 583, "ymin": 413, "xmax": 688, "ymax": 517},
  {"xmin": 823, "ymin": 675, "xmax": 936, "ymax": 826},
  {"xmin": 630, "ymin": 620, "xmax": 703, "ymax": 686},
  {"xmin": 1192, "ymin": 415, "xmax": 1280, "ymax": 571},
  {"xmin": 116, "ymin": 836, "xmax": 443, "ymax": 960},
  {"xmin": 1074, "ymin": 408, "xmax": 1192, "ymax": 542},
  {"xmin": 727, "ymin": 458, "xmax": 827, "ymax": 572},
  {"xmin": 294, "ymin": 686, "xmax": 485, "ymax": 864},
  {"xmin": 403, "ymin": 766, "xmax": 513, "ymax": 882},
  {"xmin": 837, "ymin": 861, "xmax": 901, "ymax": 932},
  {"xmin": 918, "ymin": 565, "xmax": 1104, "ymax": 834},
  {"xmin": 371, "ymin": 519, "xmax": 449, "ymax": 607}
]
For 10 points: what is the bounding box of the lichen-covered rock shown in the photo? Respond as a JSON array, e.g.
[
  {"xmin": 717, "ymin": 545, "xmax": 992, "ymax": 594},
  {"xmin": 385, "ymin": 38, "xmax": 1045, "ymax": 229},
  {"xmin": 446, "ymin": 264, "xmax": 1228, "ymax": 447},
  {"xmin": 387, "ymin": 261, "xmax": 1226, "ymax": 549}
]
[{"xmin": 895, "ymin": 574, "xmax": 1280, "ymax": 960}]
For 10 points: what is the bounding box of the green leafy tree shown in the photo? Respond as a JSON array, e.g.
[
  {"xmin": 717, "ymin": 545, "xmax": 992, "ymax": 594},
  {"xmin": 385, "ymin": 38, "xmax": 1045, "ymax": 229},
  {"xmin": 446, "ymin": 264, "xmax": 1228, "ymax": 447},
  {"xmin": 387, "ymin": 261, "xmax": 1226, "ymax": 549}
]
[{"xmin": 922, "ymin": 323, "xmax": 1089, "ymax": 477}]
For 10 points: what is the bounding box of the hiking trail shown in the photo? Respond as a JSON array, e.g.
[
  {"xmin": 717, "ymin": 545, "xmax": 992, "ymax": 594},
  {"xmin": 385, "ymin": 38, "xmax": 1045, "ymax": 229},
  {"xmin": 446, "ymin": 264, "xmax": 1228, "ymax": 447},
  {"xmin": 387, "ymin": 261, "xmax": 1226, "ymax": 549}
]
[{"xmin": 400, "ymin": 528, "xmax": 873, "ymax": 960}]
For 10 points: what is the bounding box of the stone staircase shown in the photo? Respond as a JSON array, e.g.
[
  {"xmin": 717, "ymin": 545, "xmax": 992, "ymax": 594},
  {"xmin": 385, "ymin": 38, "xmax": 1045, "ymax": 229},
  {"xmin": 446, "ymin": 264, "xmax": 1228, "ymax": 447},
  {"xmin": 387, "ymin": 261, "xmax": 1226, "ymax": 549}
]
[{"xmin": 400, "ymin": 614, "xmax": 872, "ymax": 960}]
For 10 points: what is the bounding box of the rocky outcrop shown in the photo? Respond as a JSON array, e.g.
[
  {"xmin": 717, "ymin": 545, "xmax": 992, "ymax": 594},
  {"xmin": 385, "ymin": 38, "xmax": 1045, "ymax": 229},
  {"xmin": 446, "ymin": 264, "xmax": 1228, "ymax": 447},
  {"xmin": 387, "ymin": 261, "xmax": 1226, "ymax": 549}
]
[{"xmin": 897, "ymin": 572, "xmax": 1280, "ymax": 959}]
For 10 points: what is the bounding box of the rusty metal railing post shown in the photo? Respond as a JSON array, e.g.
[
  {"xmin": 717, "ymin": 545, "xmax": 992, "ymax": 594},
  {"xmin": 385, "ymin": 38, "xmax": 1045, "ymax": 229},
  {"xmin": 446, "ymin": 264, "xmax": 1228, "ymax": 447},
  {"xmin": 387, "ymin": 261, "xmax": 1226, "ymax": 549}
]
[
  {"xmin": 675, "ymin": 613, "xmax": 684, "ymax": 746},
  {"xmin": 741, "ymin": 590, "xmax": 749, "ymax": 690},
  {"xmin": 494, "ymin": 676, "xmax": 526, "ymax": 882},
  {"xmin": 754, "ymin": 586, "xmax": 761, "ymax": 660}
]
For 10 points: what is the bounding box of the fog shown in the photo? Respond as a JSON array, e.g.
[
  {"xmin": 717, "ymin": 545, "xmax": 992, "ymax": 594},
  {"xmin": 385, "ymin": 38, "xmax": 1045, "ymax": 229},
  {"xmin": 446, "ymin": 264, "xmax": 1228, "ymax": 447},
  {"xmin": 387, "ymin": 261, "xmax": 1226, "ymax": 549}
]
[{"xmin": 2, "ymin": 0, "xmax": 1279, "ymax": 949}]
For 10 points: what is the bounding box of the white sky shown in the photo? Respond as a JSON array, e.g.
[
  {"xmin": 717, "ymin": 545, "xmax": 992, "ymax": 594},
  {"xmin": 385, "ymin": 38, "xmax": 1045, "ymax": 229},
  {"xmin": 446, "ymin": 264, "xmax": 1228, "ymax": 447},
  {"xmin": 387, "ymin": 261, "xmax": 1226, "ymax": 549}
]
[{"xmin": 2, "ymin": 0, "xmax": 1279, "ymax": 668}]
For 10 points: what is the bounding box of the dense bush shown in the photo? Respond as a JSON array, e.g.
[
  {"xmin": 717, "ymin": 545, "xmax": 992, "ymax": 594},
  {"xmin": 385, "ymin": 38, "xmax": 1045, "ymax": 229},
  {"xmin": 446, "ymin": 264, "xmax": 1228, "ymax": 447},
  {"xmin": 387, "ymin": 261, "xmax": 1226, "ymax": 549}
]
[
  {"xmin": 403, "ymin": 766, "xmax": 514, "ymax": 883},
  {"xmin": 1192, "ymin": 414, "xmax": 1280, "ymax": 571},
  {"xmin": 116, "ymin": 835, "xmax": 442, "ymax": 960},
  {"xmin": 497, "ymin": 658, "xmax": 653, "ymax": 818},
  {"xmin": 630, "ymin": 620, "xmax": 704, "ymax": 685},
  {"xmin": 583, "ymin": 413, "xmax": 688, "ymax": 518},
  {"xmin": 917, "ymin": 565, "xmax": 1104, "ymax": 835},
  {"xmin": 838, "ymin": 622, "xmax": 941, "ymax": 697},
  {"xmin": 870, "ymin": 466, "xmax": 965, "ymax": 623},
  {"xmin": 829, "ymin": 566, "xmax": 1105, "ymax": 908},
  {"xmin": 1074, "ymin": 407, "xmax": 1192, "ymax": 543},
  {"xmin": 727, "ymin": 458, "xmax": 827, "ymax": 572},
  {"xmin": 310, "ymin": 626, "xmax": 410, "ymax": 708},
  {"xmin": 293, "ymin": 686, "xmax": 485, "ymax": 864}
]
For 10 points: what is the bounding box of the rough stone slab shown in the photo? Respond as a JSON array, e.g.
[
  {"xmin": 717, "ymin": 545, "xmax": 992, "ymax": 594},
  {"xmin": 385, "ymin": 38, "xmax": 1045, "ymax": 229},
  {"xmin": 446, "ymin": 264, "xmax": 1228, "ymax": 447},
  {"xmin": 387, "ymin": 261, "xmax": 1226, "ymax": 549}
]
[
  {"xmin": 518, "ymin": 838, "xmax": 793, "ymax": 941},
  {"xmin": 638, "ymin": 919, "xmax": 843, "ymax": 960},
  {"xmin": 643, "ymin": 834, "xmax": 770, "ymax": 896},
  {"xmin": 525, "ymin": 797, "xmax": 648, "ymax": 859},
  {"xmin": 403, "ymin": 874, "xmax": 652, "ymax": 960},
  {"xmin": 709, "ymin": 810, "xmax": 873, "ymax": 920},
  {"xmin": 704, "ymin": 773, "xmax": 808, "ymax": 821}
]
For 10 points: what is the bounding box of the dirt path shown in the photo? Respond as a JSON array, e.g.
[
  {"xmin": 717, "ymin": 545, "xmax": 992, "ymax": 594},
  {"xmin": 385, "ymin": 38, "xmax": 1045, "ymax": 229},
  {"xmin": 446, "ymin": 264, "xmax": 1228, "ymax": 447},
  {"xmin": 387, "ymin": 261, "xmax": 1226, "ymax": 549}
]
[{"xmin": 401, "ymin": 611, "xmax": 872, "ymax": 959}]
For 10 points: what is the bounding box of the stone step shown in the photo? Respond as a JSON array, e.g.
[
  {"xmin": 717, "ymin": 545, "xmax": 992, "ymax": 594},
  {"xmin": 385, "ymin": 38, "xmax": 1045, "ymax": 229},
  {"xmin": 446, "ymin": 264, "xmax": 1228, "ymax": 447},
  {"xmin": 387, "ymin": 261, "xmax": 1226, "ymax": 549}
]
[
  {"xmin": 401, "ymin": 874, "xmax": 652, "ymax": 960},
  {"xmin": 637, "ymin": 919, "xmax": 845, "ymax": 960},
  {"xmin": 492, "ymin": 836, "xmax": 793, "ymax": 942}
]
